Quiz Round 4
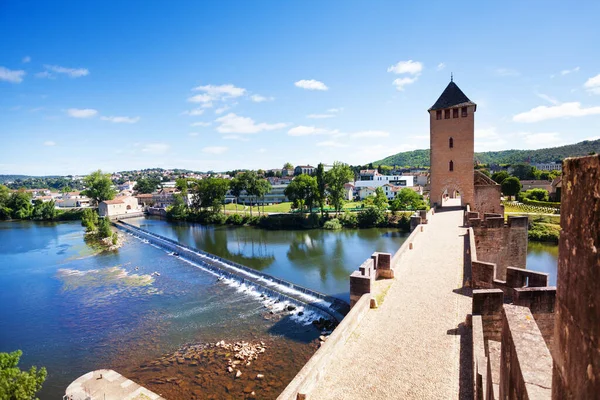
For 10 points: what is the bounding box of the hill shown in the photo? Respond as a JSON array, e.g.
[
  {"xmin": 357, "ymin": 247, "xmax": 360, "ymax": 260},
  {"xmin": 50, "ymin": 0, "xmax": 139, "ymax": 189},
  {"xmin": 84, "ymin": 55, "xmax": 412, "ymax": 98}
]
[{"xmin": 373, "ymin": 139, "xmax": 600, "ymax": 167}]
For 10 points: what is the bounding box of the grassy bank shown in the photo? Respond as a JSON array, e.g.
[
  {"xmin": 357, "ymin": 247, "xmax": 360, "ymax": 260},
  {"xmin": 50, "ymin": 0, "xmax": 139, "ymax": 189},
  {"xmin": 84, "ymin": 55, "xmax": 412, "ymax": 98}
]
[{"xmin": 505, "ymin": 212, "xmax": 560, "ymax": 243}]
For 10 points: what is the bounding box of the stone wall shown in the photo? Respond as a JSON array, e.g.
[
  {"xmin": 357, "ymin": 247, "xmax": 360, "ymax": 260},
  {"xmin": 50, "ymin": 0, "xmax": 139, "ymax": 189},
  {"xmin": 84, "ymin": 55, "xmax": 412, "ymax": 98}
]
[
  {"xmin": 471, "ymin": 215, "xmax": 528, "ymax": 280},
  {"xmin": 474, "ymin": 184, "xmax": 503, "ymax": 216},
  {"xmin": 552, "ymin": 155, "xmax": 600, "ymax": 399}
]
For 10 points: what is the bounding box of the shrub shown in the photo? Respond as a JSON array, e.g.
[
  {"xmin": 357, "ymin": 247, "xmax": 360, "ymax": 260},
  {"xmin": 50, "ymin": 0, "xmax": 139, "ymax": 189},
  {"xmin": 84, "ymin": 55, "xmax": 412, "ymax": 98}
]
[
  {"xmin": 528, "ymin": 221, "xmax": 560, "ymax": 243},
  {"xmin": 339, "ymin": 211, "xmax": 358, "ymax": 228},
  {"xmin": 357, "ymin": 206, "xmax": 386, "ymax": 228},
  {"xmin": 397, "ymin": 214, "xmax": 411, "ymax": 232},
  {"xmin": 97, "ymin": 218, "xmax": 112, "ymax": 238},
  {"xmin": 323, "ymin": 218, "xmax": 342, "ymax": 230},
  {"xmin": 81, "ymin": 208, "xmax": 98, "ymax": 230},
  {"xmin": 226, "ymin": 213, "xmax": 245, "ymax": 225},
  {"xmin": 521, "ymin": 198, "xmax": 560, "ymax": 210},
  {"xmin": 111, "ymin": 232, "xmax": 118, "ymax": 245},
  {"xmin": 203, "ymin": 212, "xmax": 227, "ymax": 225},
  {"xmin": 522, "ymin": 188, "xmax": 549, "ymax": 202}
]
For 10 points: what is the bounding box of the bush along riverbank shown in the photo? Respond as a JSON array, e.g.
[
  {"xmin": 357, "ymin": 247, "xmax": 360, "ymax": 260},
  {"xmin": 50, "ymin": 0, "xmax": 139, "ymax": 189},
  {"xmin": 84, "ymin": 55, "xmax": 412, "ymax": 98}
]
[
  {"xmin": 0, "ymin": 187, "xmax": 84, "ymax": 221},
  {"xmin": 81, "ymin": 209, "xmax": 124, "ymax": 250},
  {"xmin": 166, "ymin": 206, "xmax": 415, "ymax": 232},
  {"xmin": 527, "ymin": 214, "xmax": 560, "ymax": 243}
]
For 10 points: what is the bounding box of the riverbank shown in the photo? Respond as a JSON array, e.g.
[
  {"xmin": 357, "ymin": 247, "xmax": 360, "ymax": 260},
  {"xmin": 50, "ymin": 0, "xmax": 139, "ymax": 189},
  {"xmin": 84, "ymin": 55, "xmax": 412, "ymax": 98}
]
[{"xmin": 506, "ymin": 212, "xmax": 560, "ymax": 243}]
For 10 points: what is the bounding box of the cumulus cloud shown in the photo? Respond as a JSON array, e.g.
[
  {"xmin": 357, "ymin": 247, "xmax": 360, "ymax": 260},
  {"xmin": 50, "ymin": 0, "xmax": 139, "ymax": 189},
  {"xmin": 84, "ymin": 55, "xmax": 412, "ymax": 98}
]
[
  {"xmin": 521, "ymin": 132, "xmax": 563, "ymax": 147},
  {"xmin": 250, "ymin": 94, "xmax": 274, "ymax": 102},
  {"xmin": 190, "ymin": 121, "xmax": 210, "ymax": 127},
  {"xmin": 536, "ymin": 93, "xmax": 559, "ymax": 105},
  {"xmin": 223, "ymin": 135, "xmax": 250, "ymax": 142},
  {"xmin": 100, "ymin": 116, "xmax": 140, "ymax": 123},
  {"xmin": 387, "ymin": 60, "xmax": 423, "ymax": 75},
  {"xmin": 513, "ymin": 102, "xmax": 600, "ymax": 123},
  {"xmin": 43, "ymin": 141, "xmax": 56, "ymax": 146},
  {"xmin": 215, "ymin": 106, "xmax": 230, "ymax": 115},
  {"xmin": 316, "ymin": 140, "xmax": 348, "ymax": 148},
  {"xmin": 215, "ymin": 113, "xmax": 287, "ymax": 134},
  {"xmin": 392, "ymin": 76, "xmax": 419, "ymax": 91},
  {"xmin": 560, "ymin": 67, "xmax": 580, "ymax": 75},
  {"xmin": 141, "ymin": 143, "xmax": 170, "ymax": 154},
  {"xmin": 437, "ymin": 63, "xmax": 446, "ymax": 71},
  {"xmin": 193, "ymin": 84, "xmax": 246, "ymax": 98},
  {"xmin": 287, "ymin": 126, "xmax": 339, "ymax": 136},
  {"xmin": 188, "ymin": 93, "xmax": 213, "ymax": 103},
  {"xmin": 350, "ymin": 130, "xmax": 390, "ymax": 138},
  {"xmin": 294, "ymin": 79, "xmax": 328, "ymax": 91},
  {"xmin": 584, "ymin": 73, "xmax": 600, "ymax": 94},
  {"xmin": 0, "ymin": 66, "xmax": 26, "ymax": 83},
  {"xmin": 66, "ymin": 108, "xmax": 98, "ymax": 118},
  {"xmin": 22, "ymin": 56, "xmax": 31, "ymax": 63},
  {"xmin": 42, "ymin": 64, "xmax": 89, "ymax": 78},
  {"xmin": 202, "ymin": 146, "xmax": 228, "ymax": 155}
]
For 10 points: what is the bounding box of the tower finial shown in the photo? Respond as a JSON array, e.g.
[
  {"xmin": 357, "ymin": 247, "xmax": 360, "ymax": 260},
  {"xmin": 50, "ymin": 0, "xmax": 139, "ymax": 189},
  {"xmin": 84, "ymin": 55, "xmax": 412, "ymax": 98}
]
[{"xmin": 451, "ymin": 72, "xmax": 453, "ymax": 82}]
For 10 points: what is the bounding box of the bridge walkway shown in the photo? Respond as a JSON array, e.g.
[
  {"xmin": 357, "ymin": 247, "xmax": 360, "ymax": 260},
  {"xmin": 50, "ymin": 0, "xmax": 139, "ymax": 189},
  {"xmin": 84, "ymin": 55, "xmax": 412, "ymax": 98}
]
[{"xmin": 310, "ymin": 206, "xmax": 472, "ymax": 399}]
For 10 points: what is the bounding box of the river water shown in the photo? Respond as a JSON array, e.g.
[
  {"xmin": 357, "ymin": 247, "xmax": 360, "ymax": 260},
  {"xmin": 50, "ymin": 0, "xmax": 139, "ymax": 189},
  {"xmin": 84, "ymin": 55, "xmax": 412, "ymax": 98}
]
[{"xmin": 0, "ymin": 218, "xmax": 558, "ymax": 399}]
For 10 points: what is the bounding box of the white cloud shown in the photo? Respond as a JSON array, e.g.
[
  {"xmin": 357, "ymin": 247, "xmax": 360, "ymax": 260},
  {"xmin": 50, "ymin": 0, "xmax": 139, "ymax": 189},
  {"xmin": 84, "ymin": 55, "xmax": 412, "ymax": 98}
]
[
  {"xmin": 35, "ymin": 71, "xmax": 53, "ymax": 79},
  {"xmin": 250, "ymin": 94, "xmax": 274, "ymax": 102},
  {"xmin": 521, "ymin": 132, "xmax": 564, "ymax": 147},
  {"xmin": 584, "ymin": 73, "xmax": 600, "ymax": 94},
  {"xmin": 307, "ymin": 114, "xmax": 335, "ymax": 119},
  {"xmin": 288, "ymin": 126, "xmax": 338, "ymax": 136},
  {"xmin": 494, "ymin": 68, "xmax": 520, "ymax": 77},
  {"xmin": 560, "ymin": 67, "xmax": 580, "ymax": 75},
  {"xmin": 536, "ymin": 93, "xmax": 559, "ymax": 105},
  {"xmin": 223, "ymin": 135, "xmax": 250, "ymax": 142},
  {"xmin": 215, "ymin": 105, "xmax": 230, "ymax": 115},
  {"xmin": 294, "ymin": 79, "xmax": 328, "ymax": 91},
  {"xmin": 181, "ymin": 108, "xmax": 205, "ymax": 116},
  {"xmin": 43, "ymin": 141, "xmax": 56, "ymax": 146},
  {"xmin": 437, "ymin": 63, "xmax": 446, "ymax": 71},
  {"xmin": 188, "ymin": 132, "xmax": 199, "ymax": 137},
  {"xmin": 22, "ymin": 56, "xmax": 31, "ymax": 63},
  {"xmin": 141, "ymin": 143, "xmax": 170, "ymax": 154},
  {"xmin": 201, "ymin": 102, "xmax": 214, "ymax": 108},
  {"xmin": 392, "ymin": 76, "xmax": 419, "ymax": 91},
  {"xmin": 190, "ymin": 121, "xmax": 210, "ymax": 127},
  {"xmin": 350, "ymin": 130, "xmax": 390, "ymax": 138},
  {"xmin": 215, "ymin": 113, "xmax": 287, "ymax": 134},
  {"xmin": 66, "ymin": 108, "xmax": 98, "ymax": 118},
  {"xmin": 202, "ymin": 146, "xmax": 228, "ymax": 155},
  {"xmin": 387, "ymin": 60, "xmax": 423, "ymax": 75},
  {"xmin": 100, "ymin": 116, "xmax": 140, "ymax": 123},
  {"xmin": 0, "ymin": 66, "xmax": 26, "ymax": 83},
  {"xmin": 513, "ymin": 102, "xmax": 600, "ymax": 123},
  {"xmin": 43, "ymin": 64, "xmax": 89, "ymax": 78},
  {"xmin": 316, "ymin": 140, "xmax": 348, "ymax": 148},
  {"xmin": 188, "ymin": 93, "xmax": 213, "ymax": 103},
  {"xmin": 193, "ymin": 84, "xmax": 246, "ymax": 98}
]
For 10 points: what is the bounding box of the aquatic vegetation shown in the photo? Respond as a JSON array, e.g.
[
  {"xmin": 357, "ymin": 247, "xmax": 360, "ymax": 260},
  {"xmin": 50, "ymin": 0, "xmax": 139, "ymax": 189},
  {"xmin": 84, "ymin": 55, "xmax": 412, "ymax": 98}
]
[{"xmin": 57, "ymin": 265, "xmax": 154, "ymax": 291}]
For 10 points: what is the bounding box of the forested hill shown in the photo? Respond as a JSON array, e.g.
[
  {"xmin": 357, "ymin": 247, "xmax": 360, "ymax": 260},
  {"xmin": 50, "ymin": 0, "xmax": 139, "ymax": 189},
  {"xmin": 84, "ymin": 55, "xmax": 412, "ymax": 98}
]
[{"xmin": 373, "ymin": 139, "xmax": 600, "ymax": 167}]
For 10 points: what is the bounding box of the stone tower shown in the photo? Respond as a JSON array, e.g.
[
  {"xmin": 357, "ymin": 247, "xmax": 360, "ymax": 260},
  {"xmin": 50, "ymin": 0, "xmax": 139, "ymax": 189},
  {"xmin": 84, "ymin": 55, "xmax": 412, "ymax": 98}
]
[{"xmin": 428, "ymin": 79, "xmax": 476, "ymax": 207}]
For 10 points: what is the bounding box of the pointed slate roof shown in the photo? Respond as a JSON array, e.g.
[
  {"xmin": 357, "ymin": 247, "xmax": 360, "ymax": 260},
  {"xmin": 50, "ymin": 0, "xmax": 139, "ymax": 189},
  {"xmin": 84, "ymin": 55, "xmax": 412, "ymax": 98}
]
[{"xmin": 429, "ymin": 81, "xmax": 476, "ymax": 111}]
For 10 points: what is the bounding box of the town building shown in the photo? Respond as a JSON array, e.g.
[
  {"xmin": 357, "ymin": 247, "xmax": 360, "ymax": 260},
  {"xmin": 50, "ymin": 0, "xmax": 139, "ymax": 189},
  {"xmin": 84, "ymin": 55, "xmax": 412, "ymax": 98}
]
[
  {"xmin": 428, "ymin": 79, "xmax": 476, "ymax": 207},
  {"xmin": 98, "ymin": 196, "xmax": 141, "ymax": 218},
  {"xmin": 532, "ymin": 162, "xmax": 562, "ymax": 171},
  {"xmin": 294, "ymin": 165, "xmax": 315, "ymax": 176},
  {"xmin": 520, "ymin": 180, "xmax": 552, "ymax": 192},
  {"xmin": 58, "ymin": 191, "xmax": 91, "ymax": 208}
]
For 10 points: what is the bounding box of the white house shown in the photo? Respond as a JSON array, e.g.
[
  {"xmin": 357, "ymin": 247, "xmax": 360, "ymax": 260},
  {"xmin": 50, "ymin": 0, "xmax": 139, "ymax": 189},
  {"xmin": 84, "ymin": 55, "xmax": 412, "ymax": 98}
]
[
  {"xmin": 59, "ymin": 192, "xmax": 91, "ymax": 208},
  {"xmin": 98, "ymin": 196, "xmax": 140, "ymax": 218},
  {"xmin": 358, "ymin": 187, "xmax": 376, "ymax": 200}
]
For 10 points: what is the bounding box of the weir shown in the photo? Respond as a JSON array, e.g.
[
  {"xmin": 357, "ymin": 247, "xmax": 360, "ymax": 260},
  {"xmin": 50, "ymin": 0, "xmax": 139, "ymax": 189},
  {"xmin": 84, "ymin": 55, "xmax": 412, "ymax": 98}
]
[{"xmin": 113, "ymin": 220, "xmax": 349, "ymax": 323}]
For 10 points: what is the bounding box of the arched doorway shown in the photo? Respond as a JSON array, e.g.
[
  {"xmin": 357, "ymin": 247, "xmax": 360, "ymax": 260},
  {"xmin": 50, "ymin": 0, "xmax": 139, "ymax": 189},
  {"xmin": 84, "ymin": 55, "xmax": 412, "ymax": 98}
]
[{"xmin": 439, "ymin": 184, "xmax": 463, "ymax": 208}]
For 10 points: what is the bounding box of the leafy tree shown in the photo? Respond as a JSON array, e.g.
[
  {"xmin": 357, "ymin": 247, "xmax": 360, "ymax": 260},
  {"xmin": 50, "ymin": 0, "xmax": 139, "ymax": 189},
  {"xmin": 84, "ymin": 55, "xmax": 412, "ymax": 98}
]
[
  {"xmin": 191, "ymin": 178, "xmax": 230, "ymax": 214},
  {"xmin": 491, "ymin": 171, "xmax": 509, "ymax": 184},
  {"xmin": 229, "ymin": 177, "xmax": 245, "ymax": 213},
  {"xmin": 357, "ymin": 206, "xmax": 386, "ymax": 227},
  {"xmin": 325, "ymin": 162, "xmax": 354, "ymax": 215},
  {"xmin": 390, "ymin": 188, "xmax": 427, "ymax": 211},
  {"xmin": 31, "ymin": 200, "xmax": 57, "ymax": 221},
  {"xmin": 98, "ymin": 218, "xmax": 112, "ymax": 238},
  {"xmin": 522, "ymin": 188, "xmax": 549, "ymax": 202},
  {"xmin": 134, "ymin": 177, "xmax": 160, "ymax": 194},
  {"xmin": 82, "ymin": 170, "xmax": 116, "ymax": 205},
  {"xmin": 372, "ymin": 187, "xmax": 389, "ymax": 211},
  {"xmin": 0, "ymin": 185, "xmax": 12, "ymax": 220},
  {"xmin": 81, "ymin": 208, "xmax": 99, "ymax": 232},
  {"xmin": 166, "ymin": 193, "xmax": 188, "ymax": 220},
  {"xmin": 510, "ymin": 164, "xmax": 537, "ymax": 180},
  {"xmin": 283, "ymin": 162, "xmax": 294, "ymax": 170},
  {"xmin": 238, "ymin": 171, "xmax": 258, "ymax": 216},
  {"xmin": 8, "ymin": 190, "xmax": 33, "ymax": 220},
  {"xmin": 284, "ymin": 174, "xmax": 318, "ymax": 213},
  {"xmin": 254, "ymin": 179, "xmax": 272, "ymax": 216},
  {"xmin": 0, "ymin": 350, "xmax": 47, "ymax": 400},
  {"xmin": 315, "ymin": 163, "xmax": 327, "ymax": 216},
  {"xmin": 501, "ymin": 177, "xmax": 522, "ymax": 199},
  {"xmin": 61, "ymin": 186, "xmax": 72, "ymax": 195},
  {"xmin": 175, "ymin": 178, "xmax": 189, "ymax": 195}
]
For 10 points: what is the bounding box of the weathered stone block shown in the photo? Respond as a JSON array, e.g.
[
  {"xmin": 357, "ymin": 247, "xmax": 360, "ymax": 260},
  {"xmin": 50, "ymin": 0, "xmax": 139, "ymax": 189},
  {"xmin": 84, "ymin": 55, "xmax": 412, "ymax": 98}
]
[{"xmin": 472, "ymin": 289, "xmax": 504, "ymax": 315}]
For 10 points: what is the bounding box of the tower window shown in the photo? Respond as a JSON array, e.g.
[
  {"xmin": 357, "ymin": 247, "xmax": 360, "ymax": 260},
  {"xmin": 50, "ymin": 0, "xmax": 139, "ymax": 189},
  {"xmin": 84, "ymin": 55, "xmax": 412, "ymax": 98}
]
[
  {"xmin": 436, "ymin": 110, "xmax": 442, "ymax": 120},
  {"xmin": 461, "ymin": 107, "xmax": 467, "ymax": 117},
  {"xmin": 444, "ymin": 109, "xmax": 450, "ymax": 119},
  {"xmin": 453, "ymin": 108, "xmax": 458, "ymax": 118},
  {"xmin": 449, "ymin": 160, "xmax": 454, "ymax": 172},
  {"xmin": 449, "ymin": 137, "xmax": 454, "ymax": 148}
]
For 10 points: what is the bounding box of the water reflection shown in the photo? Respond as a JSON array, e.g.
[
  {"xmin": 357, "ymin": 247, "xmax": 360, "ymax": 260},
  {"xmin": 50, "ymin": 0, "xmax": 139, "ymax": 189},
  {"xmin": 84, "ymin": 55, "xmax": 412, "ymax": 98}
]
[{"xmin": 527, "ymin": 241, "xmax": 558, "ymax": 286}]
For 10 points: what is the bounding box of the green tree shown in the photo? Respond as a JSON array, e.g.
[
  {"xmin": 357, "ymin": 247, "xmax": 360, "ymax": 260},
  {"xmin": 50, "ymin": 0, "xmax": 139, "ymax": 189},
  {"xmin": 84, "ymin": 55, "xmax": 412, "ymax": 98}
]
[
  {"xmin": 284, "ymin": 174, "xmax": 318, "ymax": 213},
  {"xmin": 166, "ymin": 193, "xmax": 188, "ymax": 220},
  {"xmin": 283, "ymin": 162, "xmax": 294, "ymax": 170},
  {"xmin": 522, "ymin": 188, "xmax": 549, "ymax": 202},
  {"xmin": 8, "ymin": 190, "xmax": 33, "ymax": 220},
  {"xmin": 81, "ymin": 208, "xmax": 99, "ymax": 232},
  {"xmin": 134, "ymin": 177, "xmax": 160, "ymax": 194},
  {"xmin": 190, "ymin": 178, "xmax": 230, "ymax": 214},
  {"xmin": 315, "ymin": 163, "xmax": 327, "ymax": 215},
  {"xmin": 238, "ymin": 171, "xmax": 258, "ymax": 216},
  {"xmin": 325, "ymin": 162, "xmax": 354, "ymax": 215},
  {"xmin": 254, "ymin": 179, "xmax": 272, "ymax": 216},
  {"xmin": 491, "ymin": 171, "xmax": 509, "ymax": 184},
  {"xmin": 372, "ymin": 187, "xmax": 389, "ymax": 211},
  {"xmin": 0, "ymin": 185, "xmax": 13, "ymax": 220},
  {"xmin": 229, "ymin": 177, "xmax": 245, "ymax": 213},
  {"xmin": 0, "ymin": 350, "xmax": 47, "ymax": 400},
  {"xmin": 390, "ymin": 188, "xmax": 427, "ymax": 211},
  {"xmin": 510, "ymin": 164, "xmax": 536, "ymax": 180},
  {"xmin": 61, "ymin": 186, "xmax": 72, "ymax": 196},
  {"xmin": 501, "ymin": 177, "xmax": 522, "ymax": 200},
  {"xmin": 175, "ymin": 178, "xmax": 189, "ymax": 195},
  {"xmin": 97, "ymin": 218, "xmax": 112, "ymax": 238},
  {"xmin": 82, "ymin": 170, "xmax": 116, "ymax": 205},
  {"xmin": 31, "ymin": 200, "xmax": 57, "ymax": 221}
]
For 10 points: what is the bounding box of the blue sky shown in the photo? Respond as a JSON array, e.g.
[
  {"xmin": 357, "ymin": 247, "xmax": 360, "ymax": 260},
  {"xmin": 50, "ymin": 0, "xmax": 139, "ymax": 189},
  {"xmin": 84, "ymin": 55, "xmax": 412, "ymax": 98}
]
[{"xmin": 1, "ymin": 0, "xmax": 600, "ymax": 175}]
